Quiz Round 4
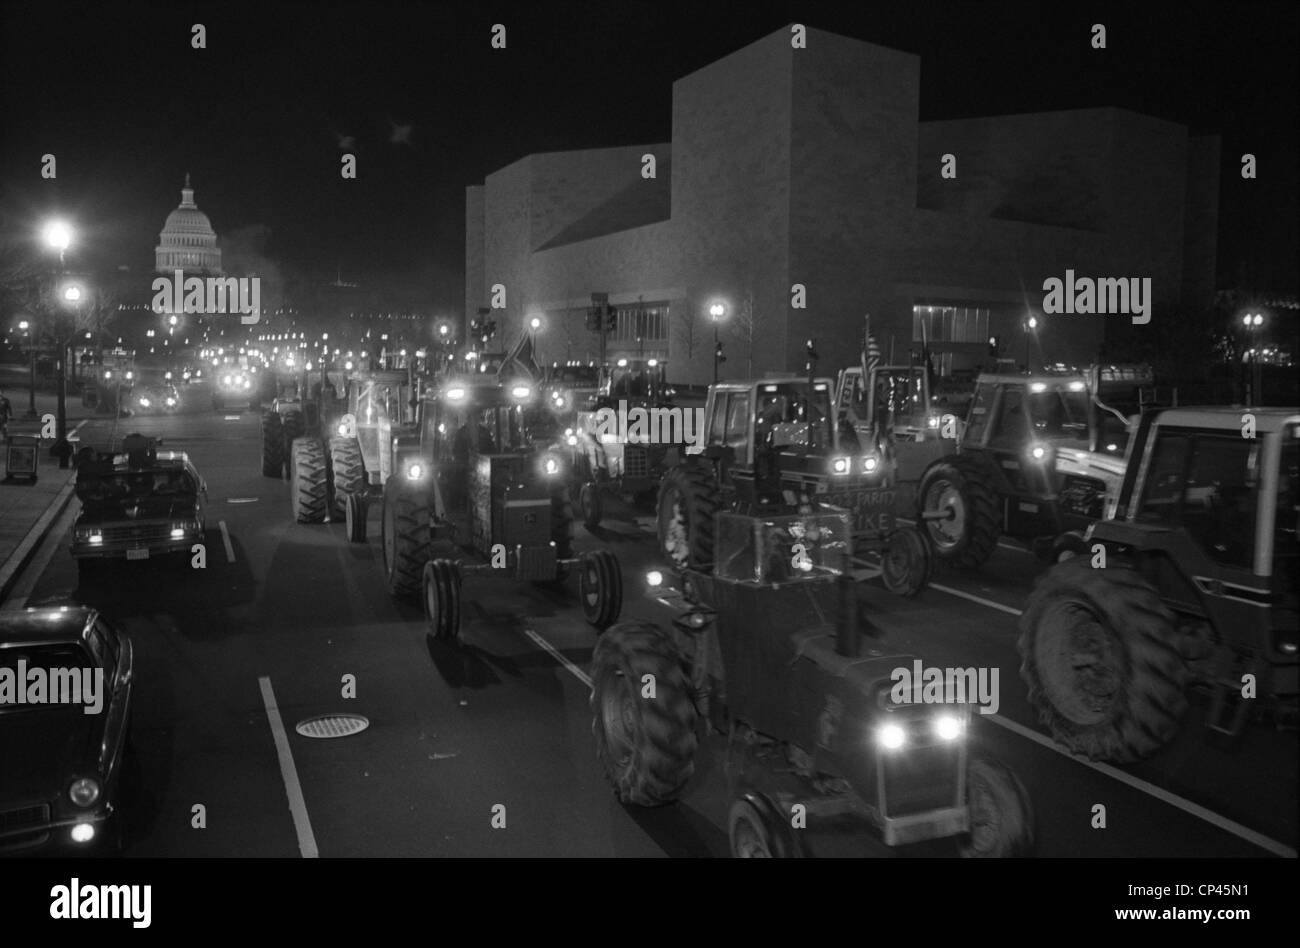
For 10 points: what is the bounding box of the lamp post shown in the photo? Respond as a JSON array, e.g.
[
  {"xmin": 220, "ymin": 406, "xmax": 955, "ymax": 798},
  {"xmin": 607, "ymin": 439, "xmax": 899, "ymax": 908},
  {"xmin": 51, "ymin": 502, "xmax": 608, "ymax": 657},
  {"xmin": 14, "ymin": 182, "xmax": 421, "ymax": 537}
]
[
  {"xmin": 18, "ymin": 319, "xmax": 37, "ymax": 419},
  {"xmin": 1242, "ymin": 312, "xmax": 1264, "ymax": 405},
  {"xmin": 1024, "ymin": 315, "xmax": 1038, "ymax": 372},
  {"xmin": 709, "ymin": 301, "xmax": 728, "ymax": 383}
]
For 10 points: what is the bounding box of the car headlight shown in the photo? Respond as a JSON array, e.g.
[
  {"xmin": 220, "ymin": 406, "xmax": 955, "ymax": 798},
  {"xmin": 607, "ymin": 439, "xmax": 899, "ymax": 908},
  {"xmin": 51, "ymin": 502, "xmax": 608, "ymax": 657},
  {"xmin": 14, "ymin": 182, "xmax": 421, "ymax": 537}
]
[
  {"xmin": 861, "ymin": 455, "xmax": 879, "ymax": 473},
  {"xmin": 933, "ymin": 715, "xmax": 963, "ymax": 741},
  {"xmin": 69, "ymin": 777, "xmax": 101, "ymax": 807},
  {"xmin": 405, "ymin": 463, "xmax": 424, "ymax": 480},
  {"xmin": 831, "ymin": 457, "xmax": 851, "ymax": 476},
  {"xmin": 876, "ymin": 723, "xmax": 906, "ymax": 750}
]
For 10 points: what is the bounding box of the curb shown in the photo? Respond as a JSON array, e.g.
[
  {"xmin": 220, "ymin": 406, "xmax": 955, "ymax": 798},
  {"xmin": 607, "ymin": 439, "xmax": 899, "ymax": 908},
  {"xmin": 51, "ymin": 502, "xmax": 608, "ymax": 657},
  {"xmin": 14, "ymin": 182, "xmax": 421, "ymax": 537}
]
[{"xmin": 0, "ymin": 469, "xmax": 78, "ymax": 606}]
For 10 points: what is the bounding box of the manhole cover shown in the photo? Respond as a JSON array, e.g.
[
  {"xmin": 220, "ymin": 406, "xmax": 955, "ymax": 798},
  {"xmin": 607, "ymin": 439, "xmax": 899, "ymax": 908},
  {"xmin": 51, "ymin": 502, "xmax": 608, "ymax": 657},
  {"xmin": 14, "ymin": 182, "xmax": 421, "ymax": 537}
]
[{"xmin": 295, "ymin": 714, "xmax": 370, "ymax": 739}]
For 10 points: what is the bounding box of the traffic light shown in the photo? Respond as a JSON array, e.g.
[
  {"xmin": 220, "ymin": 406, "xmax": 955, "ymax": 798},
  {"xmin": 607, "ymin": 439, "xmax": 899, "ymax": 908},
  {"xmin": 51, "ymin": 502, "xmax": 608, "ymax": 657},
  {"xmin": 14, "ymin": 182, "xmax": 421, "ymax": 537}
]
[
  {"xmin": 605, "ymin": 303, "xmax": 618, "ymax": 332},
  {"xmin": 987, "ymin": 335, "xmax": 1000, "ymax": 358},
  {"xmin": 586, "ymin": 306, "xmax": 601, "ymax": 333}
]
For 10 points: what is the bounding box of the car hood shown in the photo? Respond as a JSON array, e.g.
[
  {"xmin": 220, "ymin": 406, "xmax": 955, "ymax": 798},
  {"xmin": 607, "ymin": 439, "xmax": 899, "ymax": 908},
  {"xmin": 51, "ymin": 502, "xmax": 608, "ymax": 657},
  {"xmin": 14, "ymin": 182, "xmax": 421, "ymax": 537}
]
[
  {"xmin": 0, "ymin": 706, "xmax": 103, "ymax": 805},
  {"xmin": 76, "ymin": 496, "xmax": 198, "ymax": 521}
]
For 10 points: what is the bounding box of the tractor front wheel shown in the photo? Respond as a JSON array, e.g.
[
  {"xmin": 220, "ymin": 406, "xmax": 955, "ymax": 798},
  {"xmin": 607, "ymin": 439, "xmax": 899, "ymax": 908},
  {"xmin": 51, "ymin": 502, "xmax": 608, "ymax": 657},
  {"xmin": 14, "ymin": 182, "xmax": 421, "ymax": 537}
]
[
  {"xmin": 261, "ymin": 410, "xmax": 284, "ymax": 477},
  {"xmin": 879, "ymin": 525, "xmax": 931, "ymax": 598},
  {"xmin": 422, "ymin": 559, "xmax": 462, "ymax": 643},
  {"xmin": 728, "ymin": 794, "xmax": 803, "ymax": 858},
  {"xmin": 1018, "ymin": 558, "xmax": 1187, "ymax": 762},
  {"xmin": 344, "ymin": 491, "xmax": 367, "ymax": 543},
  {"xmin": 579, "ymin": 549, "xmax": 623, "ymax": 631},
  {"xmin": 958, "ymin": 757, "xmax": 1035, "ymax": 857},
  {"xmin": 591, "ymin": 621, "xmax": 698, "ymax": 806}
]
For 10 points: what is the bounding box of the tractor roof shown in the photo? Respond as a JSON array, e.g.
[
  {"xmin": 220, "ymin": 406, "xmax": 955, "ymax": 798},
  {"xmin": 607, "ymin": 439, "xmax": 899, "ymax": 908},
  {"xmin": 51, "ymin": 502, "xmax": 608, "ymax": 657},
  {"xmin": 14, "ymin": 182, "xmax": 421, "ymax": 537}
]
[
  {"xmin": 712, "ymin": 377, "xmax": 836, "ymax": 394},
  {"xmin": 1153, "ymin": 406, "xmax": 1300, "ymax": 433},
  {"xmin": 975, "ymin": 373, "xmax": 1088, "ymax": 387}
]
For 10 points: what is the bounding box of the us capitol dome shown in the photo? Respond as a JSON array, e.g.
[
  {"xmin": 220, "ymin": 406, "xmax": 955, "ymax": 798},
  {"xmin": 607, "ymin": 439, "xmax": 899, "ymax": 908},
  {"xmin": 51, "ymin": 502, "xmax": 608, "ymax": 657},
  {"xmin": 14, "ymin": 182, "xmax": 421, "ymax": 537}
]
[{"xmin": 154, "ymin": 174, "xmax": 223, "ymax": 275}]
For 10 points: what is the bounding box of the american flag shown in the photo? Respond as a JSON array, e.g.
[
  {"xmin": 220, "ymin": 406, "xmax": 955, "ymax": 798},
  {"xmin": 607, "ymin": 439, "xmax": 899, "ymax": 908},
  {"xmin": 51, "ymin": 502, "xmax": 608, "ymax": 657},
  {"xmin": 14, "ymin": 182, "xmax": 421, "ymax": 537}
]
[{"xmin": 862, "ymin": 315, "xmax": 881, "ymax": 381}]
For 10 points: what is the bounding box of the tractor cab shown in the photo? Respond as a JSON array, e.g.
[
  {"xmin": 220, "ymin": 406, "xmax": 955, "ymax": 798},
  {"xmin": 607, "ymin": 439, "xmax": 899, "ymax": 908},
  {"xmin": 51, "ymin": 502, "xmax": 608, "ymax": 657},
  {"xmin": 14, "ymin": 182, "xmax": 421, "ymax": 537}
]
[
  {"xmin": 599, "ymin": 357, "xmax": 671, "ymax": 404},
  {"xmin": 341, "ymin": 368, "xmax": 415, "ymax": 486}
]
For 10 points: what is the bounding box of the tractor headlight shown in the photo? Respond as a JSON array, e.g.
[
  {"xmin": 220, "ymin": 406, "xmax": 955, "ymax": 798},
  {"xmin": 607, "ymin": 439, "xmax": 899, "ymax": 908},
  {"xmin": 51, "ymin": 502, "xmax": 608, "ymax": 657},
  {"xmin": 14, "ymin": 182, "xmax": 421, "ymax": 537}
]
[
  {"xmin": 542, "ymin": 454, "xmax": 561, "ymax": 477},
  {"xmin": 243, "ymin": 378, "xmax": 252, "ymax": 389},
  {"xmin": 88, "ymin": 531, "xmax": 103, "ymax": 545},
  {"xmin": 1029, "ymin": 443, "xmax": 1050, "ymax": 463},
  {"xmin": 861, "ymin": 454, "xmax": 879, "ymax": 474},
  {"xmin": 566, "ymin": 434, "xmax": 578, "ymax": 447},
  {"xmin": 831, "ymin": 457, "xmax": 851, "ymax": 476},
  {"xmin": 68, "ymin": 777, "xmax": 101, "ymax": 807},
  {"xmin": 405, "ymin": 463, "xmax": 424, "ymax": 480},
  {"xmin": 337, "ymin": 422, "xmax": 350, "ymax": 437},
  {"xmin": 445, "ymin": 387, "xmax": 466, "ymax": 402},
  {"xmin": 70, "ymin": 822, "xmax": 96, "ymax": 844},
  {"xmin": 511, "ymin": 384, "xmax": 531, "ymax": 400},
  {"xmin": 646, "ymin": 570, "xmax": 663, "ymax": 587},
  {"xmin": 876, "ymin": 723, "xmax": 906, "ymax": 750},
  {"xmin": 927, "ymin": 415, "xmax": 940, "ymax": 428},
  {"xmin": 933, "ymin": 715, "xmax": 963, "ymax": 741},
  {"xmin": 166, "ymin": 396, "xmax": 176, "ymax": 406},
  {"xmin": 138, "ymin": 397, "xmax": 151, "ymax": 407}
]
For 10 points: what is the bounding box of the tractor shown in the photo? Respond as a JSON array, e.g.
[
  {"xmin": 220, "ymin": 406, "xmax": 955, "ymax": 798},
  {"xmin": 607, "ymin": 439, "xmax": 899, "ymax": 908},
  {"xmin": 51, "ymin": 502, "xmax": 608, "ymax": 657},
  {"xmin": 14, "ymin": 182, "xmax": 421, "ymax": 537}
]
[
  {"xmin": 260, "ymin": 366, "xmax": 351, "ymax": 522},
  {"xmin": 590, "ymin": 506, "xmax": 1034, "ymax": 857},
  {"xmin": 656, "ymin": 351, "xmax": 932, "ymax": 599},
  {"xmin": 1018, "ymin": 405, "xmax": 1299, "ymax": 762},
  {"xmin": 373, "ymin": 374, "xmax": 624, "ymax": 641},
  {"xmin": 567, "ymin": 357, "xmax": 702, "ymax": 529},
  {"xmin": 910, "ymin": 366, "xmax": 1170, "ymax": 570}
]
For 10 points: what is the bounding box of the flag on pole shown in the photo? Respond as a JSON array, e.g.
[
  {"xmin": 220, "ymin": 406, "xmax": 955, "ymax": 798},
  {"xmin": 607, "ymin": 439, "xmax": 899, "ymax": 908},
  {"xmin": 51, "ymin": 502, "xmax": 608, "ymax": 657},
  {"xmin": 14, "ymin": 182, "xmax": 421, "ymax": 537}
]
[{"xmin": 499, "ymin": 329, "xmax": 543, "ymax": 383}]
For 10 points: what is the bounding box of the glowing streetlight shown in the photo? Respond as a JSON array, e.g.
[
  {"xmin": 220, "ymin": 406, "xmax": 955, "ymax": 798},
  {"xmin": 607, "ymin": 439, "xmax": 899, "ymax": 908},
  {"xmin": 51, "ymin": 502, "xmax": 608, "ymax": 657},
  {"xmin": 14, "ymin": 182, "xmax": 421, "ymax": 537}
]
[
  {"xmin": 43, "ymin": 220, "xmax": 73, "ymax": 264},
  {"xmin": 708, "ymin": 301, "xmax": 728, "ymax": 382}
]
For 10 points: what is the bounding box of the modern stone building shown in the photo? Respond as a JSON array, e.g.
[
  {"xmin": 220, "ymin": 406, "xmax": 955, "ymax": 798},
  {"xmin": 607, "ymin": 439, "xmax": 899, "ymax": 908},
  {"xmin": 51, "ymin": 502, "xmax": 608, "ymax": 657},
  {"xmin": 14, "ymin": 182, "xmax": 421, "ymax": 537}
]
[
  {"xmin": 155, "ymin": 175, "xmax": 223, "ymax": 276},
  {"xmin": 465, "ymin": 26, "xmax": 1220, "ymax": 385}
]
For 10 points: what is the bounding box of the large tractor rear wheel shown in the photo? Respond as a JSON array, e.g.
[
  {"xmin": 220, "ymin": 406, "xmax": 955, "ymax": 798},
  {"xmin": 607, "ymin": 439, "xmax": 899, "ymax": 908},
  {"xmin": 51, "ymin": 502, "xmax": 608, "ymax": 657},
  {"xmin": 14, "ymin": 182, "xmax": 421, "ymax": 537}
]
[
  {"xmin": 591, "ymin": 621, "xmax": 698, "ymax": 806},
  {"xmin": 917, "ymin": 455, "xmax": 1000, "ymax": 569},
  {"xmin": 579, "ymin": 481, "xmax": 603, "ymax": 529},
  {"xmin": 958, "ymin": 757, "xmax": 1035, "ymax": 857},
  {"xmin": 1018, "ymin": 558, "xmax": 1187, "ymax": 762},
  {"xmin": 261, "ymin": 410, "xmax": 284, "ymax": 477},
  {"xmin": 657, "ymin": 464, "xmax": 719, "ymax": 571},
  {"xmin": 579, "ymin": 549, "xmax": 623, "ymax": 631},
  {"xmin": 281, "ymin": 408, "xmax": 305, "ymax": 447},
  {"xmin": 381, "ymin": 478, "xmax": 428, "ymax": 600},
  {"xmin": 290, "ymin": 438, "xmax": 330, "ymax": 524}
]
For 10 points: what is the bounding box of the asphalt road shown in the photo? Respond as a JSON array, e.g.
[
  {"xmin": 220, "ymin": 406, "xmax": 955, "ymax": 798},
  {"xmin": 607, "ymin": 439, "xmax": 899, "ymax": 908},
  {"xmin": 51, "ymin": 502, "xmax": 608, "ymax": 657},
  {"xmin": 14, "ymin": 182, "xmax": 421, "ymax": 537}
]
[{"xmin": 11, "ymin": 378, "xmax": 1296, "ymax": 858}]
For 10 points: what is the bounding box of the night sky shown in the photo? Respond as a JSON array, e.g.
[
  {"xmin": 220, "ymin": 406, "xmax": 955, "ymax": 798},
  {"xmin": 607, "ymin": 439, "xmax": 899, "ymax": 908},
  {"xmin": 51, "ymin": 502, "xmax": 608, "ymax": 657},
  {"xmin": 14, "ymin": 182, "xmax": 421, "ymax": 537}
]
[{"xmin": 2, "ymin": 0, "xmax": 1296, "ymax": 315}]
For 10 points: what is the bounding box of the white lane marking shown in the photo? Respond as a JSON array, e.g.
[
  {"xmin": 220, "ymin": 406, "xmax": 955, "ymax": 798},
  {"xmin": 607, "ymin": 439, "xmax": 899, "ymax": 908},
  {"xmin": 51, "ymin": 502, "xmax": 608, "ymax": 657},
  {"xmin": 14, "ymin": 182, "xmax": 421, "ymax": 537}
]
[
  {"xmin": 224, "ymin": 415, "xmax": 241, "ymax": 421},
  {"xmin": 522, "ymin": 627, "xmax": 593, "ymax": 689},
  {"xmin": 258, "ymin": 676, "xmax": 319, "ymax": 858},
  {"xmin": 984, "ymin": 713, "xmax": 1297, "ymax": 859},
  {"xmin": 226, "ymin": 497, "xmax": 259, "ymax": 504},
  {"xmin": 930, "ymin": 581, "xmax": 1023, "ymax": 616},
  {"xmin": 0, "ymin": 482, "xmax": 80, "ymax": 612},
  {"xmin": 219, "ymin": 520, "xmax": 236, "ymax": 563}
]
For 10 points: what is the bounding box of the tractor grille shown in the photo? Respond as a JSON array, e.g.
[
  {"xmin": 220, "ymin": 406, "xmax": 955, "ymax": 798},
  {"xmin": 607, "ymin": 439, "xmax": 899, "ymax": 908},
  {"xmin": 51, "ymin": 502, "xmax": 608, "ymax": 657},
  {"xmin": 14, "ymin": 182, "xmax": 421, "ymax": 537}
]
[
  {"xmin": 101, "ymin": 524, "xmax": 171, "ymax": 543},
  {"xmin": 623, "ymin": 445, "xmax": 648, "ymax": 480},
  {"xmin": 515, "ymin": 543, "xmax": 557, "ymax": 581},
  {"xmin": 880, "ymin": 741, "xmax": 962, "ymax": 817}
]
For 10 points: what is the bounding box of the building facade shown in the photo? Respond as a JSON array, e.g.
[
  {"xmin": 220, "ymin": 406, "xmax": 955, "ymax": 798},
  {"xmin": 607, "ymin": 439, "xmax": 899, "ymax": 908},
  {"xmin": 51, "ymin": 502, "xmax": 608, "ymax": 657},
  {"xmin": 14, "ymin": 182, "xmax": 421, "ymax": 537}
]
[{"xmin": 466, "ymin": 26, "xmax": 1220, "ymax": 385}]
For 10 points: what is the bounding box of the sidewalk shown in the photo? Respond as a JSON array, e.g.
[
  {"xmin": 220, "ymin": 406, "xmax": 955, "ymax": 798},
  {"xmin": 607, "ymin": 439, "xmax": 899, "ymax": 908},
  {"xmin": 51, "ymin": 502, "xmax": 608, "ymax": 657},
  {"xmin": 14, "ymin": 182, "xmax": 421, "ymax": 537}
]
[{"xmin": 0, "ymin": 393, "xmax": 96, "ymax": 605}]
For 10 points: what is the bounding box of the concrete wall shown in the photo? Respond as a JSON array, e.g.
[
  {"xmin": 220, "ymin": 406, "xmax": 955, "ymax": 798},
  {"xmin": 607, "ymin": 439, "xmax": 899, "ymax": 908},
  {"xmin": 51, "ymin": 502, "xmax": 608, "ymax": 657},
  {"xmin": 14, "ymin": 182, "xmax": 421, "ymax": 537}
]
[
  {"xmin": 788, "ymin": 28, "xmax": 921, "ymax": 375},
  {"xmin": 669, "ymin": 27, "xmax": 795, "ymax": 384}
]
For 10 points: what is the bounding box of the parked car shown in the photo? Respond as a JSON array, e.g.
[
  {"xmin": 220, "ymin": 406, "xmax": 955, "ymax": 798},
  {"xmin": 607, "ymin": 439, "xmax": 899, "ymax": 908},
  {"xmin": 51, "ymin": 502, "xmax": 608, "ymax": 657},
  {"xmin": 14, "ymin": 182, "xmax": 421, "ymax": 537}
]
[{"xmin": 0, "ymin": 606, "xmax": 133, "ymax": 855}]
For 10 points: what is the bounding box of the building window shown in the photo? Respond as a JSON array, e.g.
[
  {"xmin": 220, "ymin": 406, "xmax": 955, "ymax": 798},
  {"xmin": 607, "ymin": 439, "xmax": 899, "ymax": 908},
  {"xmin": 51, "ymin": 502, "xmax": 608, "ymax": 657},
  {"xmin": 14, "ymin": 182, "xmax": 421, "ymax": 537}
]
[
  {"xmin": 913, "ymin": 304, "xmax": 990, "ymax": 345},
  {"xmin": 611, "ymin": 303, "xmax": 668, "ymax": 343}
]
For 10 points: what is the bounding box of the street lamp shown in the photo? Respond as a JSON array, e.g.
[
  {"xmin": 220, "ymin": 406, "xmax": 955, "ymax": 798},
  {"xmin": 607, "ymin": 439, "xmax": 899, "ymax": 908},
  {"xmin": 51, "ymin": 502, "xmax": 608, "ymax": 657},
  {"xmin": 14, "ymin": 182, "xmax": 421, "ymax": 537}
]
[
  {"xmin": 1024, "ymin": 315, "xmax": 1038, "ymax": 372},
  {"xmin": 1242, "ymin": 312, "xmax": 1265, "ymax": 404},
  {"xmin": 42, "ymin": 220, "xmax": 72, "ymax": 266},
  {"xmin": 709, "ymin": 301, "xmax": 728, "ymax": 383},
  {"xmin": 16, "ymin": 319, "xmax": 37, "ymax": 419}
]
